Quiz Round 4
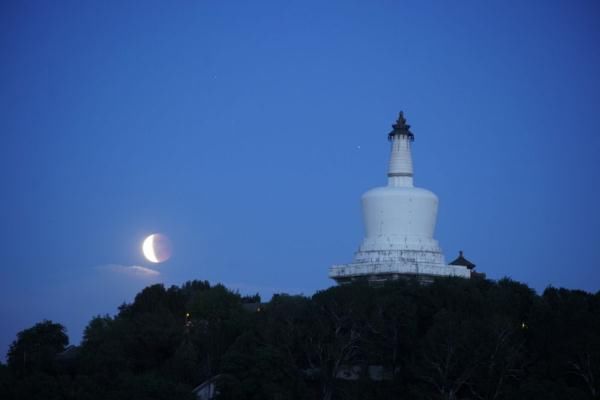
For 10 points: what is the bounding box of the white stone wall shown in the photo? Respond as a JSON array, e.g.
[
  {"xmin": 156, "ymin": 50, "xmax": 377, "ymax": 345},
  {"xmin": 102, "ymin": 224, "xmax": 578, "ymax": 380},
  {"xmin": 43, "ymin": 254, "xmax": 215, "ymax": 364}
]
[
  {"xmin": 361, "ymin": 186, "xmax": 439, "ymax": 242},
  {"xmin": 330, "ymin": 262, "xmax": 470, "ymax": 279}
]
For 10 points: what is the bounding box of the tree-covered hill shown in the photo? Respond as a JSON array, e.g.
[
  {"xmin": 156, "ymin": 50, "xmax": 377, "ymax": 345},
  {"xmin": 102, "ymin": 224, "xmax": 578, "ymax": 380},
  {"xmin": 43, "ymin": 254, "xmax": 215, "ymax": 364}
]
[{"xmin": 1, "ymin": 278, "xmax": 599, "ymax": 400}]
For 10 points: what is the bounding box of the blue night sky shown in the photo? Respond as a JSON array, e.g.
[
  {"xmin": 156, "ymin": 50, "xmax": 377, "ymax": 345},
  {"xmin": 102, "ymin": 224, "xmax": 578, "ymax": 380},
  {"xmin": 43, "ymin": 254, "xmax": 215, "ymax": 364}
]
[{"xmin": 1, "ymin": 1, "xmax": 599, "ymax": 357}]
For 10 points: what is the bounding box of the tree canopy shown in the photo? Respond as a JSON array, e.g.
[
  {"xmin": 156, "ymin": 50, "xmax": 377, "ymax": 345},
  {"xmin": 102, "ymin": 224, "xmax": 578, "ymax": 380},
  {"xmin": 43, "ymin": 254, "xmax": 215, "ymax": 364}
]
[{"xmin": 1, "ymin": 278, "xmax": 599, "ymax": 400}]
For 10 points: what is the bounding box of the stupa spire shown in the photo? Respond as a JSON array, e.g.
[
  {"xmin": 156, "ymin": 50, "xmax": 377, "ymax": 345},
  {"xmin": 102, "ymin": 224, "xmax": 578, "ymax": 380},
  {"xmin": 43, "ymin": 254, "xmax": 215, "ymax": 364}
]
[
  {"xmin": 388, "ymin": 111, "xmax": 414, "ymax": 141},
  {"xmin": 387, "ymin": 111, "xmax": 414, "ymax": 187}
]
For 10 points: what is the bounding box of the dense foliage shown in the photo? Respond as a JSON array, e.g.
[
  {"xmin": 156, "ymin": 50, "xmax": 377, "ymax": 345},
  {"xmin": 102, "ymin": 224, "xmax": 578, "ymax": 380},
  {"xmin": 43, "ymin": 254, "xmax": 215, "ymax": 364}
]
[{"xmin": 1, "ymin": 278, "xmax": 599, "ymax": 399}]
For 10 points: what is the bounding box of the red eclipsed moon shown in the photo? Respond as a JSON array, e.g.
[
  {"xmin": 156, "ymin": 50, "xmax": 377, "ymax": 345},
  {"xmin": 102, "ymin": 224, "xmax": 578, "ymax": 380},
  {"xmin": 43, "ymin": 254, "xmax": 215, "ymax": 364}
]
[{"xmin": 142, "ymin": 234, "xmax": 172, "ymax": 263}]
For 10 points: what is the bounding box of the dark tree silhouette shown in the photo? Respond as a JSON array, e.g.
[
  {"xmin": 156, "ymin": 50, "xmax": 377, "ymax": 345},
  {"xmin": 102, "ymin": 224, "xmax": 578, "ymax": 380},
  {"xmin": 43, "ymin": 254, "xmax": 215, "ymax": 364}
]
[
  {"xmin": 7, "ymin": 320, "xmax": 68, "ymax": 376},
  {"xmin": 2, "ymin": 278, "xmax": 599, "ymax": 400}
]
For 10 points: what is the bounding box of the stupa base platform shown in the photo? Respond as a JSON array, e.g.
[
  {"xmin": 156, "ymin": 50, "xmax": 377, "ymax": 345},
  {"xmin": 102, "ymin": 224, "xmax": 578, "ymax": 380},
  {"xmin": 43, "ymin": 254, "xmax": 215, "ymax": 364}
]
[{"xmin": 329, "ymin": 262, "xmax": 470, "ymax": 285}]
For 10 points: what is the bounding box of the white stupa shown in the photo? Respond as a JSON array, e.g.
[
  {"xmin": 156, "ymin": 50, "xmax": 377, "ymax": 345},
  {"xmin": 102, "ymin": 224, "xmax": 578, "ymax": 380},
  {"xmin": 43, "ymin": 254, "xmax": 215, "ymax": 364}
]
[{"xmin": 330, "ymin": 112, "xmax": 470, "ymax": 284}]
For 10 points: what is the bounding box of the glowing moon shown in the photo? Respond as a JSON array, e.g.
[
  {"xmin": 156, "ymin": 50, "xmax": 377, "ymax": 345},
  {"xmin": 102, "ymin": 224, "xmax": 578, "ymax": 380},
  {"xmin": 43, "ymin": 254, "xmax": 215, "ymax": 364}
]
[{"xmin": 142, "ymin": 234, "xmax": 172, "ymax": 263}]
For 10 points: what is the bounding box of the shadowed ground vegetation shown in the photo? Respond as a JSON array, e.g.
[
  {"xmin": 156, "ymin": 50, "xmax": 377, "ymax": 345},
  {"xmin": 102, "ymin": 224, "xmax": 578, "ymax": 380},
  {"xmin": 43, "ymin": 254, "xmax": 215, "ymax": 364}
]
[{"xmin": 1, "ymin": 278, "xmax": 599, "ymax": 399}]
